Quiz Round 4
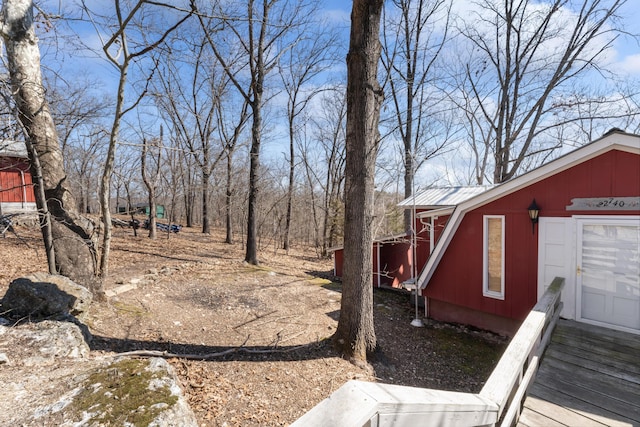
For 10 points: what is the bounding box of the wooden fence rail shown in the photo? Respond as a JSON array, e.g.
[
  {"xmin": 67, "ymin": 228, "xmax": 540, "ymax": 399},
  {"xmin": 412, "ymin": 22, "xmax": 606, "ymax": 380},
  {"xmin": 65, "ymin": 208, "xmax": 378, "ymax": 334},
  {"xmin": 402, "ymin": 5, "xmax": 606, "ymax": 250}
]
[{"xmin": 292, "ymin": 277, "xmax": 565, "ymax": 427}]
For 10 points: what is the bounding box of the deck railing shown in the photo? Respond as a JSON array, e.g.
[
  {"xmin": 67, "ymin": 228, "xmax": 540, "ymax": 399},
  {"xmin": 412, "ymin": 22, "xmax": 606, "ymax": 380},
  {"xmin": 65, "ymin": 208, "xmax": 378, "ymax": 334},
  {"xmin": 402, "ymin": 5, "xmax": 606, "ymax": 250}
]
[
  {"xmin": 291, "ymin": 277, "xmax": 565, "ymax": 427},
  {"xmin": 480, "ymin": 276, "xmax": 564, "ymax": 426}
]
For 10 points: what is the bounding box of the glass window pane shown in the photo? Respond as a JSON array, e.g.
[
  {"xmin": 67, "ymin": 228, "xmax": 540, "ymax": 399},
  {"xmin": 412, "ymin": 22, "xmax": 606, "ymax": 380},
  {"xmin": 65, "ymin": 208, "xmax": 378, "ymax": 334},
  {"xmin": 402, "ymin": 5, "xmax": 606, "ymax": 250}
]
[{"xmin": 487, "ymin": 217, "xmax": 503, "ymax": 294}]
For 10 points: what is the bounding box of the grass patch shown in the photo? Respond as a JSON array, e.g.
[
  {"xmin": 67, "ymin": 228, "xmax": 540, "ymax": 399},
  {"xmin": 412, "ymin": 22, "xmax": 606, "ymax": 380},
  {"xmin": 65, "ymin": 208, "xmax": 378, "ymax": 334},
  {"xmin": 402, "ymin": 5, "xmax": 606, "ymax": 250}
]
[
  {"xmin": 307, "ymin": 277, "xmax": 332, "ymax": 286},
  {"xmin": 320, "ymin": 281, "xmax": 342, "ymax": 292},
  {"xmin": 67, "ymin": 359, "xmax": 179, "ymax": 426},
  {"xmin": 432, "ymin": 326, "xmax": 506, "ymax": 376},
  {"xmin": 242, "ymin": 263, "xmax": 274, "ymax": 274},
  {"xmin": 112, "ymin": 301, "xmax": 148, "ymax": 317}
]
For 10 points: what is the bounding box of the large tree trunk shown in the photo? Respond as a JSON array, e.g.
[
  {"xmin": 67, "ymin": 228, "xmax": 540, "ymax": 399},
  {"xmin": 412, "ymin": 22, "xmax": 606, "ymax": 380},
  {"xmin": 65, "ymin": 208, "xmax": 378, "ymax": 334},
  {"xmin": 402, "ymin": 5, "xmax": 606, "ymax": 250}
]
[
  {"xmin": 202, "ymin": 170, "xmax": 210, "ymax": 234},
  {"xmin": 225, "ymin": 150, "xmax": 234, "ymax": 244},
  {"xmin": 245, "ymin": 100, "xmax": 261, "ymax": 265},
  {"xmin": 333, "ymin": 0, "xmax": 383, "ymax": 364},
  {"xmin": 283, "ymin": 123, "xmax": 294, "ymax": 252},
  {"xmin": 2, "ymin": 0, "xmax": 99, "ymax": 292}
]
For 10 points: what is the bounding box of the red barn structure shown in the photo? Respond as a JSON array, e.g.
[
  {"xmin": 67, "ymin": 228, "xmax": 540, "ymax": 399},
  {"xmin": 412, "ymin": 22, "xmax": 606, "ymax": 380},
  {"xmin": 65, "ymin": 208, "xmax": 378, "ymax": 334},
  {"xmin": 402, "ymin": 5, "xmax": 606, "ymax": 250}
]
[
  {"xmin": 333, "ymin": 130, "xmax": 640, "ymax": 337},
  {"xmin": 331, "ymin": 185, "xmax": 491, "ymax": 288},
  {"xmin": 418, "ymin": 130, "xmax": 640, "ymax": 336},
  {"xmin": 0, "ymin": 141, "xmax": 36, "ymax": 216}
]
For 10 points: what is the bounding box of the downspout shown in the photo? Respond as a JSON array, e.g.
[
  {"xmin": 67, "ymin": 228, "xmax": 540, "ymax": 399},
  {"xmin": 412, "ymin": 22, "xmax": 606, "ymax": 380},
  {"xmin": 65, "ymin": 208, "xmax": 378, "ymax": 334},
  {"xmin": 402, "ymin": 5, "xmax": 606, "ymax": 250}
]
[
  {"xmin": 430, "ymin": 217, "xmax": 435, "ymax": 253},
  {"xmin": 376, "ymin": 241, "xmax": 381, "ymax": 288},
  {"xmin": 418, "ymin": 216, "xmax": 434, "ymax": 318},
  {"xmin": 333, "ymin": 253, "xmax": 337, "ymax": 276},
  {"xmin": 19, "ymin": 169, "xmax": 26, "ymax": 208}
]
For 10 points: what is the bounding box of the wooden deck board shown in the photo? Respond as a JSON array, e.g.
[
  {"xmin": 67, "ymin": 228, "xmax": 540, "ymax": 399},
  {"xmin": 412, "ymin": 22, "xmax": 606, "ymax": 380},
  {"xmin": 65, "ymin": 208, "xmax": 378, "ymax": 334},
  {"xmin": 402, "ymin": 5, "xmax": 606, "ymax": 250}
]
[
  {"xmin": 519, "ymin": 319, "xmax": 640, "ymax": 427},
  {"xmin": 545, "ymin": 346, "xmax": 640, "ymax": 382},
  {"xmin": 519, "ymin": 395, "xmax": 610, "ymax": 427}
]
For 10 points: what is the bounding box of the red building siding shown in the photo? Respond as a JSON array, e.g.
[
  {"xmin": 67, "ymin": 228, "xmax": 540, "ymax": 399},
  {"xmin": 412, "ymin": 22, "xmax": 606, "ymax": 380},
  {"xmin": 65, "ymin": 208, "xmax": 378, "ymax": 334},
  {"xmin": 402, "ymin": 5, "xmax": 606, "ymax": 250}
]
[
  {"xmin": 378, "ymin": 241, "xmax": 412, "ymax": 287},
  {"xmin": 333, "ymin": 210, "xmax": 453, "ymax": 289},
  {"xmin": 0, "ymin": 157, "xmax": 35, "ymax": 203},
  {"xmin": 425, "ymin": 150, "xmax": 640, "ymax": 334}
]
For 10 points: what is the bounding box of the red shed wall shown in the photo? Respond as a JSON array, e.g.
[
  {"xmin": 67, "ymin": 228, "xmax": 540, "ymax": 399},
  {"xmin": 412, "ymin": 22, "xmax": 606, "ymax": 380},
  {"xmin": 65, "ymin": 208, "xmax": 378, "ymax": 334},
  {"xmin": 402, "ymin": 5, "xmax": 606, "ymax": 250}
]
[
  {"xmin": 378, "ymin": 241, "xmax": 412, "ymax": 288},
  {"xmin": 425, "ymin": 149, "xmax": 640, "ymax": 330},
  {"xmin": 0, "ymin": 157, "xmax": 35, "ymax": 203},
  {"xmin": 333, "ymin": 245, "xmax": 380, "ymax": 286},
  {"xmin": 333, "ymin": 249, "xmax": 343, "ymax": 277}
]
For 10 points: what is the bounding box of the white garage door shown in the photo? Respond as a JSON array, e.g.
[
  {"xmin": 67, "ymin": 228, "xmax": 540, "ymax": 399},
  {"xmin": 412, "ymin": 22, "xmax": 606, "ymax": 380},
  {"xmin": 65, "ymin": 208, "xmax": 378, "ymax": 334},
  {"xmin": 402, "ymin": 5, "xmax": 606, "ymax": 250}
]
[{"xmin": 577, "ymin": 218, "xmax": 640, "ymax": 333}]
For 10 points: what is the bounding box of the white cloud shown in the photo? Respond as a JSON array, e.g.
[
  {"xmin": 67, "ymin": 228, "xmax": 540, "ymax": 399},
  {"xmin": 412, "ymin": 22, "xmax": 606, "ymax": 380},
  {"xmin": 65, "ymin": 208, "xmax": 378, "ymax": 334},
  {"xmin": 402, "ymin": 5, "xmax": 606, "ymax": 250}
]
[{"xmin": 616, "ymin": 53, "xmax": 640, "ymax": 75}]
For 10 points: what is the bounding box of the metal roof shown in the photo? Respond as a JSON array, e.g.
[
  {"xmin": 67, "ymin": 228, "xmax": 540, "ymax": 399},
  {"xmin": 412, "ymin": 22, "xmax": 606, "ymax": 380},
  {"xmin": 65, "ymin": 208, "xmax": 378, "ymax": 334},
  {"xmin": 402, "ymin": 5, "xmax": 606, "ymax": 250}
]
[
  {"xmin": 0, "ymin": 140, "xmax": 28, "ymax": 158},
  {"xmin": 397, "ymin": 185, "xmax": 494, "ymax": 208}
]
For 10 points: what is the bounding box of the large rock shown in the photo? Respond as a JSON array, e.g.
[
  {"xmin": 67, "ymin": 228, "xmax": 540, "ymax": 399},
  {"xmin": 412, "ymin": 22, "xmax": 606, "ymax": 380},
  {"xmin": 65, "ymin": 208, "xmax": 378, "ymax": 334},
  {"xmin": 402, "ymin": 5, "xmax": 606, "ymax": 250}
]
[
  {"xmin": 1, "ymin": 273, "xmax": 92, "ymax": 319},
  {"xmin": 0, "ymin": 319, "xmax": 90, "ymax": 365},
  {"xmin": 0, "ymin": 320, "xmax": 198, "ymax": 426}
]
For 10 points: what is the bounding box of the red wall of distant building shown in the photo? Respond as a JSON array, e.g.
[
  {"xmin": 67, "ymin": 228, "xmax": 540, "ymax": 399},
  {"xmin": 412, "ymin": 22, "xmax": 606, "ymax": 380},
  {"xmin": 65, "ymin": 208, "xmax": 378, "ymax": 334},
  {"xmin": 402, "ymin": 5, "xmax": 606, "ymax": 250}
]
[
  {"xmin": 377, "ymin": 241, "xmax": 412, "ymax": 287},
  {"xmin": 0, "ymin": 157, "xmax": 35, "ymax": 203},
  {"xmin": 425, "ymin": 150, "xmax": 640, "ymax": 330},
  {"xmin": 333, "ymin": 210, "xmax": 453, "ymax": 289}
]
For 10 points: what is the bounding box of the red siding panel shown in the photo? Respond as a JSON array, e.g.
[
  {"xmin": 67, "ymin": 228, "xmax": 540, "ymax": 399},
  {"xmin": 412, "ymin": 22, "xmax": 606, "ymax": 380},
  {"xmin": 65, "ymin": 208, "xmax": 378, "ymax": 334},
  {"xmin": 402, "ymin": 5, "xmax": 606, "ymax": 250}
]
[
  {"xmin": 0, "ymin": 157, "xmax": 34, "ymax": 203},
  {"xmin": 378, "ymin": 241, "xmax": 412, "ymax": 287}
]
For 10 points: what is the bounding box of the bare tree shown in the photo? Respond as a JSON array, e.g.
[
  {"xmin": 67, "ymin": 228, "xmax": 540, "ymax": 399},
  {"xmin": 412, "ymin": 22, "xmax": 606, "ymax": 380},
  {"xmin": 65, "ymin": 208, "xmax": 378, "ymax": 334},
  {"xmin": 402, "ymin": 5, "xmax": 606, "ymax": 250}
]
[
  {"xmin": 333, "ymin": 0, "xmax": 384, "ymax": 364},
  {"xmin": 452, "ymin": 0, "xmax": 631, "ymax": 184},
  {"xmin": 81, "ymin": 0, "xmax": 193, "ymax": 277},
  {"xmin": 381, "ymin": 0, "xmax": 452, "ymax": 231},
  {"xmin": 304, "ymin": 88, "xmax": 347, "ymax": 256},
  {"xmin": 141, "ymin": 127, "xmax": 162, "ymax": 239},
  {"xmin": 278, "ymin": 14, "xmax": 339, "ymax": 252},
  {"xmin": 151, "ymin": 30, "xmax": 228, "ymax": 235},
  {"xmin": 197, "ymin": 0, "xmax": 313, "ymax": 265},
  {"xmin": 216, "ymin": 95, "xmax": 250, "ymax": 245},
  {"xmin": 65, "ymin": 130, "xmax": 106, "ymax": 214},
  {"xmin": 1, "ymin": 0, "xmax": 99, "ymax": 290}
]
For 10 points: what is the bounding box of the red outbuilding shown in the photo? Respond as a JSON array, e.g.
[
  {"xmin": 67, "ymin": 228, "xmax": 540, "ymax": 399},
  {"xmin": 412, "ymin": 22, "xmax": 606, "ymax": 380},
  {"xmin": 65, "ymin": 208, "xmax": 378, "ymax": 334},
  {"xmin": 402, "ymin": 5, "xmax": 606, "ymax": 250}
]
[
  {"xmin": 332, "ymin": 186, "xmax": 493, "ymax": 288},
  {"xmin": 0, "ymin": 141, "xmax": 36, "ymax": 216},
  {"xmin": 417, "ymin": 130, "xmax": 640, "ymax": 336},
  {"xmin": 333, "ymin": 130, "xmax": 640, "ymax": 337}
]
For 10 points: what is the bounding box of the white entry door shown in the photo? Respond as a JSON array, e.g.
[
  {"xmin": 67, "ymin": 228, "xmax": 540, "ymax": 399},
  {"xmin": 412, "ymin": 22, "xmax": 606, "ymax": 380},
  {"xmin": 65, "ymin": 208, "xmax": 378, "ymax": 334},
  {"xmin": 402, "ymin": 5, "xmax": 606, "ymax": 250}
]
[
  {"xmin": 577, "ymin": 218, "xmax": 640, "ymax": 333},
  {"xmin": 538, "ymin": 218, "xmax": 576, "ymax": 319}
]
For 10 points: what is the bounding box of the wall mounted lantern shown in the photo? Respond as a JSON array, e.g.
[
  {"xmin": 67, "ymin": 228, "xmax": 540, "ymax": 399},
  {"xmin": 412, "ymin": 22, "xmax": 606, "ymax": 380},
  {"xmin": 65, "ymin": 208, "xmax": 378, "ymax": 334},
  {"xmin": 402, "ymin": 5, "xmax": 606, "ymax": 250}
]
[{"xmin": 528, "ymin": 199, "xmax": 540, "ymax": 234}]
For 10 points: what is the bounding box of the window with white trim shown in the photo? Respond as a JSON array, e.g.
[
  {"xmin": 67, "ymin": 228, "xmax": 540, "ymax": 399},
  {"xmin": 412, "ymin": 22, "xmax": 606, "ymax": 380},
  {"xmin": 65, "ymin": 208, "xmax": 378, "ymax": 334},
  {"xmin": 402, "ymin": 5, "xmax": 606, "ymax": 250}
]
[{"xmin": 483, "ymin": 215, "xmax": 505, "ymax": 300}]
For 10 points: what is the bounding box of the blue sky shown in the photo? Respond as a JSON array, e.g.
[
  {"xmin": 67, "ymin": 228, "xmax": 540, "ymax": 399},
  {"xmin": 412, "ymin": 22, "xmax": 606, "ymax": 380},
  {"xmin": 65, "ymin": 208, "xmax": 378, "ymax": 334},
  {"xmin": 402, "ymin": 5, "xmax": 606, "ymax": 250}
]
[{"xmin": 36, "ymin": 0, "xmax": 639, "ymax": 190}]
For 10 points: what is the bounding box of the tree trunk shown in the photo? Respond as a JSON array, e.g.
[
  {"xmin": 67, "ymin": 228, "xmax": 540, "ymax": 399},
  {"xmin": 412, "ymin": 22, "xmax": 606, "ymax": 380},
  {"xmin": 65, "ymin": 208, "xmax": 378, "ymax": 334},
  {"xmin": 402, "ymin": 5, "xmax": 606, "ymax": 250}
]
[
  {"xmin": 141, "ymin": 137, "xmax": 159, "ymax": 239},
  {"xmin": 202, "ymin": 169, "xmax": 210, "ymax": 234},
  {"xmin": 333, "ymin": 0, "xmax": 383, "ymax": 364},
  {"xmin": 2, "ymin": 0, "xmax": 99, "ymax": 292},
  {"xmin": 225, "ymin": 150, "xmax": 234, "ymax": 244},
  {"xmin": 245, "ymin": 99, "xmax": 261, "ymax": 265},
  {"xmin": 283, "ymin": 120, "xmax": 295, "ymax": 252}
]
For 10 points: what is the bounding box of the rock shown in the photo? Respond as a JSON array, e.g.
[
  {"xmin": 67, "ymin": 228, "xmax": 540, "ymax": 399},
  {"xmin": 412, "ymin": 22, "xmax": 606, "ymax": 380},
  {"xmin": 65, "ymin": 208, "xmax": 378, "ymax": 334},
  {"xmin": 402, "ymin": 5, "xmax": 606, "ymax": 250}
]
[
  {"xmin": 0, "ymin": 320, "xmax": 90, "ymax": 365},
  {"xmin": 44, "ymin": 357, "xmax": 199, "ymax": 427},
  {"xmin": 1, "ymin": 273, "xmax": 92, "ymax": 319},
  {"xmin": 0, "ymin": 321, "xmax": 197, "ymax": 426}
]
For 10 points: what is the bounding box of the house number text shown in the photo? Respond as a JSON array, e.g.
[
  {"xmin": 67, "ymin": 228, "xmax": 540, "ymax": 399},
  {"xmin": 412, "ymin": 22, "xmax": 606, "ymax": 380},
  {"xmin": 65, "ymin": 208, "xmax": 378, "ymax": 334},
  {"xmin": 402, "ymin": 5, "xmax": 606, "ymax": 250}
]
[{"xmin": 566, "ymin": 197, "xmax": 640, "ymax": 211}]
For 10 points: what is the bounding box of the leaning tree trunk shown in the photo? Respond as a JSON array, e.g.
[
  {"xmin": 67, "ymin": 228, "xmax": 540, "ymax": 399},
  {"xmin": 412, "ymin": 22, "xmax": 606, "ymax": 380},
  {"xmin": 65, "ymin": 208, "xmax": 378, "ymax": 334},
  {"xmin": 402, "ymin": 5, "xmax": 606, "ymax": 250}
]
[
  {"xmin": 1, "ymin": 0, "xmax": 99, "ymax": 292},
  {"xmin": 333, "ymin": 0, "xmax": 384, "ymax": 364}
]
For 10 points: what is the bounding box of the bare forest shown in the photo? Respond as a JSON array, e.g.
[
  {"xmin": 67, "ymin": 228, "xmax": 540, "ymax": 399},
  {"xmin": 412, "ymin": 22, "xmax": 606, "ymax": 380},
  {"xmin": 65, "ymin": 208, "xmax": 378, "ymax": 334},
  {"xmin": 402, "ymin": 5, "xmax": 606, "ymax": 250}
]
[
  {"xmin": 0, "ymin": 0, "xmax": 638, "ymax": 424},
  {"xmin": 2, "ymin": 1, "xmax": 637, "ymax": 263}
]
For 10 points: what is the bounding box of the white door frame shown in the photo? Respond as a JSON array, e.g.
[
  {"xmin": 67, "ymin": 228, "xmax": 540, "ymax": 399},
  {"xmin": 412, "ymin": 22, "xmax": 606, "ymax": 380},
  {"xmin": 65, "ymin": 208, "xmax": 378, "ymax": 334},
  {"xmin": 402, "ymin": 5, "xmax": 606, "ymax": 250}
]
[{"xmin": 538, "ymin": 215, "xmax": 640, "ymax": 334}]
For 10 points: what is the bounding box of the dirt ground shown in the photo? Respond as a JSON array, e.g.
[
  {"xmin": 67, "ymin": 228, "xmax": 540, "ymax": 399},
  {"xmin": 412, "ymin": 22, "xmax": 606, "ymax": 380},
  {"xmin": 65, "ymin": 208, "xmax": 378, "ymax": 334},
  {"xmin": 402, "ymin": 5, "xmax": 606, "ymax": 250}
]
[{"xmin": 0, "ymin": 221, "xmax": 508, "ymax": 426}]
